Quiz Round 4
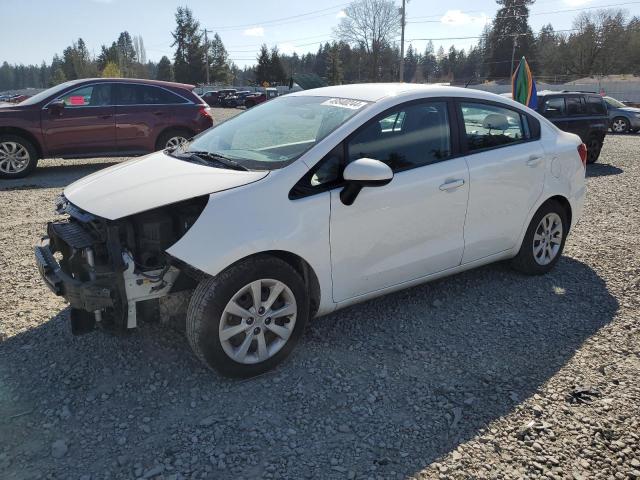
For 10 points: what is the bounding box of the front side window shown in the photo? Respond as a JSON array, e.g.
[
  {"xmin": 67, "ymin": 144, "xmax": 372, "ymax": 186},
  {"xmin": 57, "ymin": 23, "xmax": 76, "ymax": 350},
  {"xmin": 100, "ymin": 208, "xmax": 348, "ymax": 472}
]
[
  {"xmin": 183, "ymin": 96, "xmax": 369, "ymax": 170},
  {"xmin": 587, "ymin": 96, "xmax": 607, "ymax": 114},
  {"xmin": 347, "ymin": 101, "xmax": 451, "ymax": 172},
  {"xmin": 542, "ymin": 97, "xmax": 565, "ymax": 117},
  {"xmin": 58, "ymin": 84, "xmax": 112, "ymax": 107},
  {"xmin": 116, "ymin": 84, "xmax": 188, "ymax": 105},
  {"xmin": 461, "ymin": 102, "xmax": 525, "ymax": 152}
]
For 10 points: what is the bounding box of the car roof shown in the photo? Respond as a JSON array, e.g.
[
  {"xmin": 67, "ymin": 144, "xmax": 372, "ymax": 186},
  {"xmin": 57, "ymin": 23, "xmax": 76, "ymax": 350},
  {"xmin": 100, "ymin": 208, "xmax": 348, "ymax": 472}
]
[
  {"xmin": 537, "ymin": 90, "xmax": 600, "ymax": 97},
  {"xmin": 68, "ymin": 77, "xmax": 196, "ymax": 90},
  {"xmin": 289, "ymin": 83, "xmax": 529, "ymax": 105}
]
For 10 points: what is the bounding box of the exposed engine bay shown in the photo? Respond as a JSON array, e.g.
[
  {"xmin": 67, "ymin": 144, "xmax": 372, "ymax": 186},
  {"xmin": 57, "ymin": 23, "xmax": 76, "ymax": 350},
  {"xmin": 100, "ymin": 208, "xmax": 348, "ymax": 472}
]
[{"xmin": 35, "ymin": 194, "xmax": 208, "ymax": 334}]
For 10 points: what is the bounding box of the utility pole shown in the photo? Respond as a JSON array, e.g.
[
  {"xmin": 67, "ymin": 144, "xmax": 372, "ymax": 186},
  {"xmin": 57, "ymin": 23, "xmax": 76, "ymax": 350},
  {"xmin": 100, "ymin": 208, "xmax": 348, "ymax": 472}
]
[
  {"xmin": 202, "ymin": 28, "xmax": 212, "ymax": 85},
  {"xmin": 399, "ymin": 0, "xmax": 406, "ymax": 82},
  {"xmin": 510, "ymin": 34, "xmax": 518, "ymax": 79}
]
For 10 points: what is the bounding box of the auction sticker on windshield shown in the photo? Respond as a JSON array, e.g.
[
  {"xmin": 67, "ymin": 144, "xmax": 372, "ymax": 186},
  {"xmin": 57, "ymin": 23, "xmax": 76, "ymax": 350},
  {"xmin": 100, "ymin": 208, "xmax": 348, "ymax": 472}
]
[{"xmin": 321, "ymin": 98, "xmax": 369, "ymax": 109}]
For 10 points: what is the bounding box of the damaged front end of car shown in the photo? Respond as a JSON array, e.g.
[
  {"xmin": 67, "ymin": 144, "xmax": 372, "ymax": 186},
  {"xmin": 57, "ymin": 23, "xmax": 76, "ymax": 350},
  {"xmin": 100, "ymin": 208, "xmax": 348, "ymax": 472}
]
[{"xmin": 35, "ymin": 194, "xmax": 208, "ymax": 335}]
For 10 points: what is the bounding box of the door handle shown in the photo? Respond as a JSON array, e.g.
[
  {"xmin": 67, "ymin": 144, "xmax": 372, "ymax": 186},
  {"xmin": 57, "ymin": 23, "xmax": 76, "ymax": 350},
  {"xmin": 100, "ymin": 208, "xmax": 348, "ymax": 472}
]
[
  {"xmin": 153, "ymin": 111, "xmax": 164, "ymax": 116},
  {"xmin": 100, "ymin": 114, "xmax": 113, "ymax": 119},
  {"xmin": 439, "ymin": 179, "xmax": 465, "ymax": 191},
  {"xmin": 526, "ymin": 155, "xmax": 543, "ymax": 166}
]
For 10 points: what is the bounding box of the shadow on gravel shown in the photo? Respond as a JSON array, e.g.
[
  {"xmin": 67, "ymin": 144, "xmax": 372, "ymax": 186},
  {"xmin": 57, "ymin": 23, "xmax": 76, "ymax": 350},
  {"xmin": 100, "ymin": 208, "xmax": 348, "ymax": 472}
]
[
  {"xmin": 586, "ymin": 163, "xmax": 624, "ymax": 177},
  {"xmin": 0, "ymin": 257, "xmax": 618, "ymax": 479},
  {"xmin": 0, "ymin": 160, "xmax": 122, "ymax": 191}
]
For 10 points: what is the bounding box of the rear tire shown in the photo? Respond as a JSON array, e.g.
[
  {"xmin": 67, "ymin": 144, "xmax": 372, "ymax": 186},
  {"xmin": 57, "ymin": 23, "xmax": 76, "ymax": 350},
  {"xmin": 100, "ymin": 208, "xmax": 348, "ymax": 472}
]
[
  {"xmin": 511, "ymin": 200, "xmax": 569, "ymax": 275},
  {"xmin": 186, "ymin": 256, "xmax": 309, "ymax": 378},
  {"xmin": 155, "ymin": 129, "xmax": 192, "ymax": 151},
  {"xmin": 586, "ymin": 136, "xmax": 602, "ymax": 164},
  {"xmin": 0, "ymin": 134, "xmax": 38, "ymax": 179}
]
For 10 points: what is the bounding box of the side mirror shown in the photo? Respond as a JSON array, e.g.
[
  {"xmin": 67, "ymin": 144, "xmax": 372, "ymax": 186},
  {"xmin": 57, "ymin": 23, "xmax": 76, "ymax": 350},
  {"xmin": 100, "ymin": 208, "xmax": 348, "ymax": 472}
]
[
  {"xmin": 48, "ymin": 99, "xmax": 65, "ymax": 113},
  {"xmin": 340, "ymin": 158, "xmax": 393, "ymax": 206}
]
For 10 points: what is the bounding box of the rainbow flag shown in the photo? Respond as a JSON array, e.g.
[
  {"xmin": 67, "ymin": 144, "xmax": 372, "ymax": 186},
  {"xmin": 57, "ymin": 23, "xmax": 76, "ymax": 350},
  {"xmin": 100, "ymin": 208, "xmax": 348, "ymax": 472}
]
[{"xmin": 512, "ymin": 56, "xmax": 537, "ymax": 109}]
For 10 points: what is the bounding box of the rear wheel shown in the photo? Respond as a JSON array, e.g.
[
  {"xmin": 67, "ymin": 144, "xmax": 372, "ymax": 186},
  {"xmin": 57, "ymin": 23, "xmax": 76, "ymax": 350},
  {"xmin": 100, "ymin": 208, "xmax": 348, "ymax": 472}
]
[
  {"xmin": 186, "ymin": 256, "xmax": 309, "ymax": 378},
  {"xmin": 611, "ymin": 117, "xmax": 630, "ymax": 134},
  {"xmin": 586, "ymin": 136, "xmax": 602, "ymax": 164},
  {"xmin": 0, "ymin": 134, "xmax": 38, "ymax": 179},
  {"xmin": 511, "ymin": 200, "xmax": 568, "ymax": 275},
  {"xmin": 155, "ymin": 129, "xmax": 192, "ymax": 151}
]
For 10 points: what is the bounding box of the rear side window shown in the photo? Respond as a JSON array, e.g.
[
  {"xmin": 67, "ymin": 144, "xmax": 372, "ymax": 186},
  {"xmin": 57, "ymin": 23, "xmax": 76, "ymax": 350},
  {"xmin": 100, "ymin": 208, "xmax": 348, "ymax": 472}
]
[
  {"xmin": 460, "ymin": 102, "xmax": 525, "ymax": 152},
  {"xmin": 542, "ymin": 97, "xmax": 565, "ymax": 117},
  {"xmin": 587, "ymin": 96, "xmax": 607, "ymax": 115},
  {"xmin": 566, "ymin": 97, "xmax": 586, "ymax": 115},
  {"xmin": 116, "ymin": 84, "xmax": 189, "ymax": 105},
  {"xmin": 58, "ymin": 84, "xmax": 112, "ymax": 107},
  {"xmin": 347, "ymin": 101, "xmax": 451, "ymax": 172}
]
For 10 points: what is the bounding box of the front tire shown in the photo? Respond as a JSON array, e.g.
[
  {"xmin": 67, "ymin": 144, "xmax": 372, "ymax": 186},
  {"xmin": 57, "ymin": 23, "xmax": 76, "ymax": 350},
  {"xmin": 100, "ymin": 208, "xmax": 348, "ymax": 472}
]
[
  {"xmin": 0, "ymin": 134, "xmax": 38, "ymax": 179},
  {"xmin": 611, "ymin": 117, "xmax": 630, "ymax": 134},
  {"xmin": 186, "ymin": 256, "xmax": 309, "ymax": 378},
  {"xmin": 511, "ymin": 200, "xmax": 569, "ymax": 275}
]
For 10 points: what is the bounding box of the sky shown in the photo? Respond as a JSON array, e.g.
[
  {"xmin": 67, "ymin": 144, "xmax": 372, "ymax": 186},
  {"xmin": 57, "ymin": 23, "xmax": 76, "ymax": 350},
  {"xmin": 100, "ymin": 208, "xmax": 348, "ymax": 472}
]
[{"xmin": 1, "ymin": 0, "xmax": 639, "ymax": 68}]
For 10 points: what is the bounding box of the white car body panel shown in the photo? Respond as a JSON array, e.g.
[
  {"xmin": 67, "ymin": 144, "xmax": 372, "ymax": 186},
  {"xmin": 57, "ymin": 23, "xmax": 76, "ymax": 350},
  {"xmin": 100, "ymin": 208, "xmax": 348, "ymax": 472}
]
[
  {"xmin": 329, "ymin": 158, "xmax": 469, "ymax": 302},
  {"xmin": 64, "ymin": 150, "xmax": 268, "ymax": 220},
  {"xmin": 64, "ymin": 84, "xmax": 586, "ymax": 318}
]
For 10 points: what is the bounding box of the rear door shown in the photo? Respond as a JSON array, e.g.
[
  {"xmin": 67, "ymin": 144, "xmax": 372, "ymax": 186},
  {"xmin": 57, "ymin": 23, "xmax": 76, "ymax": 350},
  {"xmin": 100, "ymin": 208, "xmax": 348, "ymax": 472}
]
[
  {"xmin": 41, "ymin": 83, "xmax": 116, "ymax": 156},
  {"xmin": 564, "ymin": 95, "xmax": 591, "ymax": 141},
  {"xmin": 458, "ymin": 100, "xmax": 546, "ymax": 263},
  {"xmin": 114, "ymin": 83, "xmax": 189, "ymax": 153}
]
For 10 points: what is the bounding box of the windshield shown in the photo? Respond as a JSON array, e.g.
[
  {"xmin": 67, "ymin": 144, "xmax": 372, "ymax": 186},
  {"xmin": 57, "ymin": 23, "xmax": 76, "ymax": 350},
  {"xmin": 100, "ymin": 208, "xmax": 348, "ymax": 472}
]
[
  {"xmin": 605, "ymin": 96, "xmax": 626, "ymax": 108},
  {"xmin": 18, "ymin": 80, "xmax": 80, "ymax": 106},
  {"xmin": 182, "ymin": 95, "xmax": 370, "ymax": 170}
]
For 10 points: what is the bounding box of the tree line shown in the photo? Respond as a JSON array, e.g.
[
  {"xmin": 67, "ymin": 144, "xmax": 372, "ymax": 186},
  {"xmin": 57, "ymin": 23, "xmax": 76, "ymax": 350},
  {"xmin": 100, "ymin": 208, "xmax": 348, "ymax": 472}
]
[{"xmin": 1, "ymin": 0, "xmax": 639, "ymax": 92}]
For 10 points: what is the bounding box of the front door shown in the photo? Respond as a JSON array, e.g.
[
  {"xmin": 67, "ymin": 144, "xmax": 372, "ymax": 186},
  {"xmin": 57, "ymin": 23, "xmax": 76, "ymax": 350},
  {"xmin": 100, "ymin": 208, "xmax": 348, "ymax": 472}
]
[
  {"xmin": 457, "ymin": 100, "xmax": 546, "ymax": 263},
  {"xmin": 329, "ymin": 100, "xmax": 470, "ymax": 302},
  {"xmin": 41, "ymin": 83, "xmax": 116, "ymax": 157}
]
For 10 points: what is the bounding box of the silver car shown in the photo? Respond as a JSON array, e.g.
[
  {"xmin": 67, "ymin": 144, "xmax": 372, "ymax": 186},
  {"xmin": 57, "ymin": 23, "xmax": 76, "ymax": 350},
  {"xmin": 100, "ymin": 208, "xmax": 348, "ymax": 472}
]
[{"xmin": 605, "ymin": 96, "xmax": 640, "ymax": 133}]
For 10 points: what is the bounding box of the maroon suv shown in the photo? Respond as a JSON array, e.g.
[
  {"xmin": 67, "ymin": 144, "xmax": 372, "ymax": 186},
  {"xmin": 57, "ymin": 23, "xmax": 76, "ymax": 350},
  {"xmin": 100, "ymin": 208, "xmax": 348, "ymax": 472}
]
[{"xmin": 0, "ymin": 78, "xmax": 214, "ymax": 178}]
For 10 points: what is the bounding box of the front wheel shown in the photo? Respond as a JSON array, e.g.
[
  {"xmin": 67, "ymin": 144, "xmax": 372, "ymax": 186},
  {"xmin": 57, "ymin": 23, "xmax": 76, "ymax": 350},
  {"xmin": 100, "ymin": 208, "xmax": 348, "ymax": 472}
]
[
  {"xmin": 0, "ymin": 135, "xmax": 38, "ymax": 179},
  {"xmin": 511, "ymin": 200, "xmax": 569, "ymax": 275},
  {"xmin": 611, "ymin": 117, "xmax": 630, "ymax": 134},
  {"xmin": 186, "ymin": 256, "xmax": 309, "ymax": 378}
]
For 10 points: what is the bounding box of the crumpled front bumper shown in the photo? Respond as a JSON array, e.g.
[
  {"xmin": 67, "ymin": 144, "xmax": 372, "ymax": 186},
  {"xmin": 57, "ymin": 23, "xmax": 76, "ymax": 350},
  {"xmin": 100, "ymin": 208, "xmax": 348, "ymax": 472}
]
[{"xmin": 34, "ymin": 237, "xmax": 116, "ymax": 312}]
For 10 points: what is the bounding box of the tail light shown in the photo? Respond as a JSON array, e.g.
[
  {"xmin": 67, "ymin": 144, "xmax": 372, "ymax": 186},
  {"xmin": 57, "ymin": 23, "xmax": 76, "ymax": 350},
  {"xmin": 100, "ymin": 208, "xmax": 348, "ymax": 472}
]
[
  {"xmin": 198, "ymin": 105, "xmax": 212, "ymax": 119},
  {"xmin": 577, "ymin": 143, "xmax": 587, "ymax": 167}
]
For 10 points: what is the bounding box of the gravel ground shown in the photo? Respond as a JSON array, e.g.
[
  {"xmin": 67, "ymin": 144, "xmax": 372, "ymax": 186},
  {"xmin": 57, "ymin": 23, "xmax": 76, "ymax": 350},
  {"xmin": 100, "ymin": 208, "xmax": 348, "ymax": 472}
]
[{"xmin": 0, "ymin": 118, "xmax": 638, "ymax": 479}]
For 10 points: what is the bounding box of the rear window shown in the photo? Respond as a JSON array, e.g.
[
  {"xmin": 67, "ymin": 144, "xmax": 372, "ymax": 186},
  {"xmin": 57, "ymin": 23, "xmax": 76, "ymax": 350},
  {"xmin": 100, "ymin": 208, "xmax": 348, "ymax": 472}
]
[{"xmin": 587, "ymin": 96, "xmax": 607, "ymax": 115}]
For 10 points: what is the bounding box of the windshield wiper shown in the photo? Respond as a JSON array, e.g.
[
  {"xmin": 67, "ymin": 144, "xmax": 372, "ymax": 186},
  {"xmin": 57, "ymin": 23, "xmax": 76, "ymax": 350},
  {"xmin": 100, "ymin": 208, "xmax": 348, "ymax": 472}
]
[{"xmin": 184, "ymin": 151, "xmax": 249, "ymax": 171}]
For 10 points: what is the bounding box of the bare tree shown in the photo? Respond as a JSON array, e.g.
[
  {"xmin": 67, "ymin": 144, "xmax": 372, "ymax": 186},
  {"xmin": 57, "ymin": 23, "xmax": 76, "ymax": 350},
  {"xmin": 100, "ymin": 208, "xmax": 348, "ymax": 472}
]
[{"xmin": 335, "ymin": 0, "xmax": 401, "ymax": 81}]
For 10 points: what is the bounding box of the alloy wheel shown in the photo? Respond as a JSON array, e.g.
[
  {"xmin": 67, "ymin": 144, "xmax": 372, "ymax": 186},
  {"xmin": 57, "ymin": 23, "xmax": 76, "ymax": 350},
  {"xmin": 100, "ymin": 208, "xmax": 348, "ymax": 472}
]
[
  {"xmin": 532, "ymin": 212, "xmax": 563, "ymax": 266},
  {"xmin": 219, "ymin": 279, "xmax": 297, "ymax": 364},
  {"xmin": 0, "ymin": 142, "xmax": 30, "ymax": 174},
  {"xmin": 611, "ymin": 118, "xmax": 629, "ymax": 133},
  {"xmin": 165, "ymin": 136, "xmax": 188, "ymax": 149}
]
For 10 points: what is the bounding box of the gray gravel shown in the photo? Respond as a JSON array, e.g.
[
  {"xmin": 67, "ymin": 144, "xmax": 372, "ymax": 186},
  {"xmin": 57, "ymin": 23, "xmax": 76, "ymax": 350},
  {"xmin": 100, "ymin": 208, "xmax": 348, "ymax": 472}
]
[{"xmin": 1, "ymin": 121, "xmax": 639, "ymax": 479}]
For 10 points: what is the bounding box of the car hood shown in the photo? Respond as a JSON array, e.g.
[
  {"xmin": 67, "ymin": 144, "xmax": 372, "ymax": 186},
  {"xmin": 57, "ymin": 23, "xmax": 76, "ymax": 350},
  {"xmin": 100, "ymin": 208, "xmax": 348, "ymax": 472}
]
[
  {"xmin": 64, "ymin": 151, "xmax": 269, "ymax": 220},
  {"xmin": 619, "ymin": 106, "xmax": 640, "ymax": 114}
]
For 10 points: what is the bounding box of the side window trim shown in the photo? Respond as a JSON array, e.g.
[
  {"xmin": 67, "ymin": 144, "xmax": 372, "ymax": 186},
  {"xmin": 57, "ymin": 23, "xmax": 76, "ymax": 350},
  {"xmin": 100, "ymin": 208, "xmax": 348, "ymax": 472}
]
[
  {"xmin": 45, "ymin": 83, "xmax": 114, "ymax": 109},
  {"xmin": 454, "ymin": 98, "xmax": 540, "ymax": 156},
  {"xmin": 289, "ymin": 97, "xmax": 461, "ymax": 200}
]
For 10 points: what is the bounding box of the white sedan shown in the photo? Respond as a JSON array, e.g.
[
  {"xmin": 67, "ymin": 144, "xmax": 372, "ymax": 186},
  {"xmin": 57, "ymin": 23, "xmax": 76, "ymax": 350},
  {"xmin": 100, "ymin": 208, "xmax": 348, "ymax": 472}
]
[{"xmin": 36, "ymin": 84, "xmax": 587, "ymax": 377}]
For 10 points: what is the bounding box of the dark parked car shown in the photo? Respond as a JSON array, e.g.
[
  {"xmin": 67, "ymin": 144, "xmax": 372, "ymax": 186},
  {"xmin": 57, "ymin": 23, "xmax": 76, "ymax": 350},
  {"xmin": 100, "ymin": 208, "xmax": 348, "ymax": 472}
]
[
  {"xmin": 536, "ymin": 90, "xmax": 608, "ymax": 163},
  {"xmin": 220, "ymin": 90, "xmax": 252, "ymax": 108},
  {"xmin": 0, "ymin": 78, "xmax": 214, "ymax": 178},
  {"xmin": 603, "ymin": 96, "xmax": 640, "ymax": 134},
  {"xmin": 201, "ymin": 90, "xmax": 220, "ymax": 106},
  {"xmin": 244, "ymin": 88, "xmax": 279, "ymax": 108}
]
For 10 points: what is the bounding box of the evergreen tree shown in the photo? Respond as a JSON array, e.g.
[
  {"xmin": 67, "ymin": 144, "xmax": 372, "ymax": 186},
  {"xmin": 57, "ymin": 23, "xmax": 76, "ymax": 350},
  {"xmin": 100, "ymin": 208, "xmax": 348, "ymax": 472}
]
[
  {"xmin": 102, "ymin": 62, "xmax": 121, "ymax": 77},
  {"xmin": 255, "ymin": 44, "xmax": 271, "ymax": 85},
  {"xmin": 326, "ymin": 44, "xmax": 343, "ymax": 85},
  {"xmin": 487, "ymin": 0, "xmax": 536, "ymax": 79},
  {"xmin": 269, "ymin": 46, "xmax": 286, "ymax": 84},
  {"xmin": 171, "ymin": 7, "xmax": 205, "ymax": 84},
  {"xmin": 422, "ymin": 41, "xmax": 438, "ymax": 81},
  {"xmin": 156, "ymin": 56, "xmax": 174, "ymax": 81},
  {"xmin": 208, "ymin": 33, "xmax": 232, "ymax": 83}
]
